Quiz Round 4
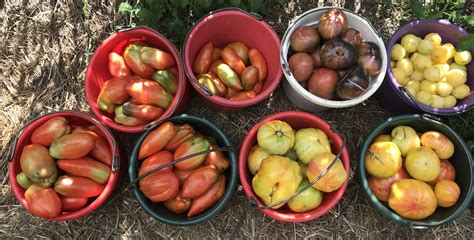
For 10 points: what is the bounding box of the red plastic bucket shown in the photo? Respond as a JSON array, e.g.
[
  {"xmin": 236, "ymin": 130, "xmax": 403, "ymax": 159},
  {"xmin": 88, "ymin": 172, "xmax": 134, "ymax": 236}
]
[
  {"xmin": 239, "ymin": 111, "xmax": 350, "ymax": 222},
  {"xmin": 183, "ymin": 8, "xmax": 282, "ymax": 112},
  {"xmin": 85, "ymin": 26, "xmax": 190, "ymax": 132},
  {"xmin": 7, "ymin": 110, "xmax": 120, "ymax": 221}
]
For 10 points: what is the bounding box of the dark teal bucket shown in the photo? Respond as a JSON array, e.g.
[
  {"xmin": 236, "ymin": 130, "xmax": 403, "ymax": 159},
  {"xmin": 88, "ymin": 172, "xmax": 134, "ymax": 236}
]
[
  {"xmin": 129, "ymin": 114, "xmax": 238, "ymax": 225},
  {"xmin": 358, "ymin": 114, "xmax": 474, "ymax": 228}
]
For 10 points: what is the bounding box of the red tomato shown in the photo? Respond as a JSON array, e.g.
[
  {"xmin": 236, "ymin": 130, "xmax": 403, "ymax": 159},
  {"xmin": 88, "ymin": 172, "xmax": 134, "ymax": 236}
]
[
  {"xmin": 253, "ymin": 81, "xmax": 263, "ymax": 94},
  {"xmin": 164, "ymin": 124, "xmax": 195, "ymax": 152},
  {"xmin": 72, "ymin": 126, "xmax": 112, "ymax": 166},
  {"xmin": 203, "ymin": 144, "xmax": 230, "ymax": 173},
  {"xmin": 54, "ymin": 176, "xmax": 105, "ymax": 198},
  {"xmin": 123, "ymin": 42, "xmax": 155, "ymax": 79},
  {"xmin": 181, "ymin": 166, "xmax": 220, "ymax": 199},
  {"xmin": 60, "ymin": 196, "xmax": 88, "ymax": 211},
  {"xmin": 174, "ymin": 136, "xmax": 211, "ymax": 171},
  {"xmin": 139, "ymin": 151, "xmax": 174, "ymax": 176},
  {"xmin": 188, "ymin": 175, "xmax": 226, "ymax": 217},
  {"xmin": 57, "ymin": 157, "xmax": 111, "ymax": 184},
  {"xmin": 122, "ymin": 102, "xmax": 164, "ymax": 121},
  {"xmin": 20, "ymin": 144, "xmax": 57, "ymax": 187},
  {"xmin": 230, "ymin": 90, "xmax": 257, "ymax": 101},
  {"xmin": 108, "ymin": 52, "xmax": 131, "ymax": 77},
  {"xmin": 138, "ymin": 122, "xmax": 177, "ymax": 160},
  {"xmin": 164, "ymin": 193, "xmax": 191, "ymax": 214},
  {"xmin": 220, "ymin": 47, "xmax": 246, "ymax": 75},
  {"xmin": 139, "ymin": 170, "xmax": 179, "ymax": 202},
  {"xmin": 97, "ymin": 76, "xmax": 138, "ymax": 113},
  {"xmin": 49, "ymin": 133, "xmax": 95, "ymax": 159},
  {"xmin": 193, "ymin": 42, "xmax": 213, "ymax": 74},
  {"xmin": 25, "ymin": 185, "xmax": 62, "ymax": 219},
  {"xmin": 31, "ymin": 117, "xmax": 69, "ymax": 146},
  {"xmin": 249, "ymin": 48, "xmax": 267, "ymax": 81},
  {"xmin": 208, "ymin": 59, "xmax": 224, "ymax": 76},
  {"xmin": 139, "ymin": 46, "xmax": 176, "ymax": 70},
  {"xmin": 174, "ymin": 168, "xmax": 195, "ymax": 186},
  {"xmin": 125, "ymin": 79, "xmax": 173, "ymax": 109}
]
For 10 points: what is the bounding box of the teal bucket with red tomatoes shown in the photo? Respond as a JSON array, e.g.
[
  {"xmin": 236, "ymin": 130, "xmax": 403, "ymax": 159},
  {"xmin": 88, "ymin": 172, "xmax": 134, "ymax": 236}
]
[{"xmin": 128, "ymin": 114, "xmax": 238, "ymax": 225}]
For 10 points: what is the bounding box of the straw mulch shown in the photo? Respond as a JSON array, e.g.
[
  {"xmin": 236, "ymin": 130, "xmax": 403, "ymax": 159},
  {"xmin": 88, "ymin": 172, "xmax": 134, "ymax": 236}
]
[{"xmin": 1, "ymin": 0, "xmax": 473, "ymax": 239}]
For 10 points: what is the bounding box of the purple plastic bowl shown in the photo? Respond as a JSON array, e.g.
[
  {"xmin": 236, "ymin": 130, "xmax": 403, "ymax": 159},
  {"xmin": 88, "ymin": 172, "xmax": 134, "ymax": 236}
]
[{"xmin": 378, "ymin": 19, "xmax": 474, "ymax": 115}]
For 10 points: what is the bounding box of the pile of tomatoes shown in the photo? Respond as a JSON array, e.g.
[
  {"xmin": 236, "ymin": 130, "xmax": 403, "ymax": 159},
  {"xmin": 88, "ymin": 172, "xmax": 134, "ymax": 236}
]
[
  {"xmin": 136, "ymin": 122, "xmax": 230, "ymax": 217},
  {"xmin": 288, "ymin": 8, "xmax": 382, "ymax": 100},
  {"xmin": 247, "ymin": 120, "xmax": 347, "ymax": 213},
  {"xmin": 16, "ymin": 117, "xmax": 112, "ymax": 219},
  {"xmin": 97, "ymin": 43, "xmax": 178, "ymax": 126},
  {"xmin": 365, "ymin": 126, "xmax": 460, "ymax": 220},
  {"xmin": 390, "ymin": 32, "xmax": 471, "ymax": 108},
  {"xmin": 193, "ymin": 41, "xmax": 267, "ymax": 100}
]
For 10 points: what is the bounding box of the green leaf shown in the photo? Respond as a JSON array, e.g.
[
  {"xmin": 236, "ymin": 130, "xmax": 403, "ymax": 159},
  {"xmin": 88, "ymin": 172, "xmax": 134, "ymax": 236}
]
[
  {"xmin": 180, "ymin": 0, "xmax": 189, "ymax": 8},
  {"xmin": 170, "ymin": 0, "xmax": 180, "ymax": 8},
  {"xmin": 137, "ymin": 8, "xmax": 154, "ymax": 24},
  {"xmin": 197, "ymin": 0, "xmax": 212, "ymax": 9},
  {"xmin": 277, "ymin": 0, "xmax": 287, "ymax": 5},
  {"xmin": 426, "ymin": 10, "xmax": 444, "ymax": 20},
  {"xmin": 247, "ymin": 0, "xmax": 262, "ymax": 11},
  {"xmin": 118, "ymin": 2, "xmax": 133, "ymax": 14},
  {"xmin": 465, "ymin": 15, "xmax": 474, "ymax": 27},
  {"xmin": 229, "ymin": 0, "xmax": 241, "ymax": 7},
  {"xmin": 145, "ymin": 0, "xmax": 162, "ymax": 7},
  {"xmin": 457, "ymin": 34, "xmax": 474, "ymax": 51},
  {"xmin": 409, "ymin": 0, "xmax": 425, "ymax": 18}
]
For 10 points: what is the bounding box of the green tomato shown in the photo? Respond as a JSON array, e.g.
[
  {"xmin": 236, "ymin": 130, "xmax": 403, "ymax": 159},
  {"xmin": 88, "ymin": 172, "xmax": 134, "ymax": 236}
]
[
  {"xmin": 16, "ymin": 172, "xmax": 32, "ymax": 189},
  {"xmin": 257, "ymin": 120, "xmax": 295, "ymax": 155},
  {"xmin": 288, "ymin": 179, "xmax": 323, "ymax": 213},
  {"xmin": 294, "ymin": 128, "xmax": 331, "ymax": 164}
]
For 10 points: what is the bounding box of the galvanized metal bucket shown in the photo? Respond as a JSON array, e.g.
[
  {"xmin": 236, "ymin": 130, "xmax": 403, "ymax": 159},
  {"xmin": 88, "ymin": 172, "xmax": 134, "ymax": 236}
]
[{"xmin": 280, "ymin": 7, "xmax": 388, "ymax": 112}]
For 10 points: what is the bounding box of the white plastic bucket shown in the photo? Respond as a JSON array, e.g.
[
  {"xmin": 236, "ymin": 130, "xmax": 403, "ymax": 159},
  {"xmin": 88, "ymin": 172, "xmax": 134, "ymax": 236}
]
[{"xmin": 280, "ymin": 7, "xmax": 388, "ymax": 112}]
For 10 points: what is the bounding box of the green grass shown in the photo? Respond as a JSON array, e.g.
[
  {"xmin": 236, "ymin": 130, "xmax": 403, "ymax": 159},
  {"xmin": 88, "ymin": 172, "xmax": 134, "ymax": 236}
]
[{"xmin": 447, "ymin": 110, "xmax": 474, "ymax": 141}]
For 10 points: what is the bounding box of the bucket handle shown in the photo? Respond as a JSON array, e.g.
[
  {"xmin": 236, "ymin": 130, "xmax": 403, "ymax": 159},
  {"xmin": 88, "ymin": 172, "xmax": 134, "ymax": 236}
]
[
  {"xmin": 249, "ymin": 126, "xmax": 347, "ymax": 209},
  {"xmin": 281, "ymin": 62, "xmax": 293, "ymax": 78},
  {"xmin": 409, "ymin": 223, "xmax": 428, "ymax": 230},
  {"xmin": 6, "ymin": 110, "xmax": 120, "ymax": 173},
  {"xmin": 115, "ymin": 25, "xmax": 133, "ymax": 32},
  {"xmin": 129, "ymin": 145, "xmax": 234, "ymax": 186}
]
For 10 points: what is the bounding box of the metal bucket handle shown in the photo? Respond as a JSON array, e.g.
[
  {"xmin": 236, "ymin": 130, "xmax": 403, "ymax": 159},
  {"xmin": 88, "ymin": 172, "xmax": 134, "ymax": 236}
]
[
  {"xmin": 130, "ymin": 145, "xmax": 234, "ymax": 186},
  {"xmin": 6, "ymin": 110, "xmax": 120, "ymax": 172},
  {"xmin": 249, "ymin": 126, "xmax": 347, "ymax": 209}
]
